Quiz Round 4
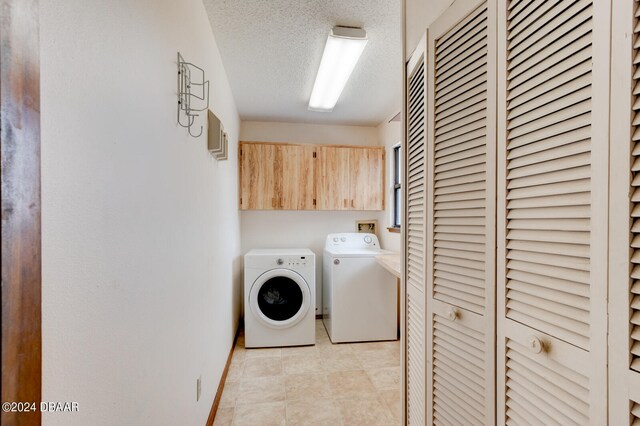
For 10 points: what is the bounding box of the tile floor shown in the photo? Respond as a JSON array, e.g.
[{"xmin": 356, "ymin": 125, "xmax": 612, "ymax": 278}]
[{"xmin": 214, "ymin": 320, "xmax": 401, "ymax": 426}]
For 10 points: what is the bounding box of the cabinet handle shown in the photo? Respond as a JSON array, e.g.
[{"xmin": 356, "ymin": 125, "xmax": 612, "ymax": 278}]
[
  {"xmin": 280, "ymin": 197, "xmax": 284, "ymax": 208},
  {"xmin": 527, "ymin": 336, "xmax": 544, "ymax": 354},
  {"xmin": 344, "ymin": 198, "xmax": 348, "ymax": 208},
  {"xmin": 351, "ymin": 199, "xmax": 355, "ymax": 208},
  {"xmin": 271, "ymin": 197, "xmax": 276, "ymax": 208},
  {"xmin": 447, "ymin": 307, "xmax": 459, "ymax": 321}
]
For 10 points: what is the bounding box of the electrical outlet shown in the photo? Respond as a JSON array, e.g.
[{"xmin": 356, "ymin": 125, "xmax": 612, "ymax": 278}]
[{"xmin": 197, "ymin": 376, "xmax": 201, "ymax": 402}]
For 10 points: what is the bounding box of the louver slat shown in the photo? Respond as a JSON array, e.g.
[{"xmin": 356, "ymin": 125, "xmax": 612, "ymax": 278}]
[
  {"xmin": 432, "ymin": 309, "xmax": 486, "ymax": 425},
  {"xmin": 504, "ymin": 334, "xmax": 590, "ymax": 426},
  {"xmin": 504, "ymin": 0, "xmax": 593, "ymax": 350},
  {"xmin": 631, "ymin": 0, "xmax": 640, "ymax": 375},
  {"xmin": 433, "ymin": 4, "xmax": 489, "ymax": 316},
  {"xmin": 407, "ymin": 286, "xmax": 425, "ymax": 425},
  {"xmin": 632, "ymin": 401, "xmax": 640, "ymax": 426},
  {"xmin": 406, "ymin": 43, "xmax": 426, "ymax": 425},
  {"xmin": 407, "ymin": 56, "xmax": 426, "ymax": 299},
  {"xmin": 428, "ymin": 3, "xmax": 493, "ymax": 424}
]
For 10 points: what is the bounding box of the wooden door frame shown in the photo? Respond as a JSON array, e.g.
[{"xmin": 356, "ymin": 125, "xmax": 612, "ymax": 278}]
[{"xmin": 1, "ymin": 0, "xmax": 43, "ymax": 424}]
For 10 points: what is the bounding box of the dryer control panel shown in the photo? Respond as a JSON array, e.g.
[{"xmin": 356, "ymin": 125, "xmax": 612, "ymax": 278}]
[
  {"xmin": 277, "ymin": 256, "xmax": 310, "ymax": 268},
  {"xmin": 325, "ymin": 233, "xmax": 380, "ymax": 250}
]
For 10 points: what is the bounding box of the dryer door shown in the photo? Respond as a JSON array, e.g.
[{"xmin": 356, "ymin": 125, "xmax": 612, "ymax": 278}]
[{"xmin": 249, "ymin": 268, "xmax": 311, "ymax": 329}]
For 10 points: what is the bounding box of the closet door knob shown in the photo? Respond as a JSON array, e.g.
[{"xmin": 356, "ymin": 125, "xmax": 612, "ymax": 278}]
[
  {"xmin": 447, "ymin": 307, "xmax": 459, "ymax": 321},
  {"xmin": 528, "ymin": 336, "xmax": 544, "ymax": 354}
]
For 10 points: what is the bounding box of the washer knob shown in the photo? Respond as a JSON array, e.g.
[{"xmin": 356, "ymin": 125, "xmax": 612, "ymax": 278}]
[
  {"xmin": 334, "ymin": 259, "xmax": 340, "ymax": 265},
  {"xmin": 364, "ymin": 235, "xmax": 373, "ymax": 244},
  {"xmin": 333, "ymin": 237, "xmax": 339, "ymax": 242},
  {"xmin": 340, "ymin": 237, "xmax": 346, "ymax": 242},
  {"xmin": 276, "ymin": 258, "xmax": 284, "ymax": 265}
]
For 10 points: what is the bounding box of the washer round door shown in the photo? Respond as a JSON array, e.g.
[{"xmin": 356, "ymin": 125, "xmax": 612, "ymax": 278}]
[{"xmin": 249, "ymin": 268, "xmax": 311, "ymax": 329}]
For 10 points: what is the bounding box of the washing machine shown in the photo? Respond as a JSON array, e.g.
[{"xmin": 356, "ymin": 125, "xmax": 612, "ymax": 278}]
[
  {"xmin": 244, "ymin": 249, "xmax": 315, "ymax": 348},
  {"xmin": 323, "ymin": 233, "xmax": 397, "ymax": 343}
]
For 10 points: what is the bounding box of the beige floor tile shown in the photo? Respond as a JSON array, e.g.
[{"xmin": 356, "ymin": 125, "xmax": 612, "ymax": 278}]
[
  {"xmin": 224, "ymin": 326, "xmax": 401, "ymax": 424},
  {"xmin": 244, "ymin": 347, "xmax": 282, "ymax": 358},
  {"xmin": 366, "ymin": 366, "xmax": 401, "ymax": 390},
  {"xmin": 231, "ymin": 347, "xmax": 246, "ymax": 361},
  {"xmin": 378, "ymin": 389, "xmax": 402, "ymax": 421},
  {"xmin": 226, "ymin": 360, "xmax": 244, "ymax": 382},
  {"xmin": 281, "ymin": 345, "xmax": 320, "ymax": 357},
  {"xmin": 337, "ymin": 396, "xmax": 396, "ymax": 426},
  {"xmin": 349, "ymin": 341, "xmax": 399, "ymax": 353},
  {"xmin": 286, "ymin": 398, "xmax": 344, "ymax": 426},
  {"xmin": 213, "ymin": 407, "xmax": 234, "ymax": 426},
  {"xmin": 232, "ymin": 401, "xmax": 286, "ymax": 426},
  {"xmin": 283, "ymin": 355, "xmax": 324, "ymax": 375},
  {"xmin": 327, "ymin": 370, "xmax": 377, "ymax": 399},
  {"xmin": 315, "ymin": 337, "xmax": 333, "ymax": 348},
  {"xmin": 284, "ymin": 373, "xmax": 332, "ymax": 400},
  {"xmin": 316, "ymin": 328, "xmax": 329, "ymax": 337},
  {"xmin": 219, "ymin": 381, "xmax": 240, "ymax": 408},
  {"xmin": 243, "ymin": 357, "xmax": 282, "ymax": 378},
  {"xmin": 321, "ymin": 352, "xmax": 362, "ymax": 373},
  {"xmin": 355, "ymin": 349, "xmax": 400, "ymax": 370},
  {"xmin": 317, "ymin": 342, "xmax": 354, "ymax": 356},
  {"xmin": 236, "ymin": 376, "xmax": 285, "ymax": 405}
]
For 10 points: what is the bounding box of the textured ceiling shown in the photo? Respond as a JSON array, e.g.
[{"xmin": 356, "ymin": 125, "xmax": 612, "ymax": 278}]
[{"xmin": 203, "ymin": 0, "xmax": 401, "ymax": 126}]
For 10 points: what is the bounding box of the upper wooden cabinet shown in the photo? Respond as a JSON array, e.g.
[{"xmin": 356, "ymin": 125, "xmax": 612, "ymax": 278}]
[
  {"xmin": 239, "ymin": 142, "xmax": 384, "ymax": 211},
  {"xmin": 348, "ymin": 147, "xmax": 384, "ymax": 210},
  {"xmin": 315, "ymin": 146, "xmax": 350, "ymax": 210},
  {"xmin": 239, "ymin": 142, "xmax": 278, "ymax": 210},
  {"xmin": 280, "ymin": 144, "xmax": 315, "ymax": 210}
]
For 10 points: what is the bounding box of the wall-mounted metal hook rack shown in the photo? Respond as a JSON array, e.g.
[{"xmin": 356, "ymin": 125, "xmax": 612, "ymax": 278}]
[{"xmin": 177, "ymin": 52, "xmax": 210, "ymax": 137}]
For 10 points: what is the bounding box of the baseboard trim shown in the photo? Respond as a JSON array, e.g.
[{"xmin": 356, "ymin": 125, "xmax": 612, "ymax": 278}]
[{"xmin": 206, "ymin": 322, "xmax": 241, "ymax": 426}]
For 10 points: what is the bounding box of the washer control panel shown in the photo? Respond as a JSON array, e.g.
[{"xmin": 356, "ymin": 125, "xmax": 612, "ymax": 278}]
[{"xmin": 325, "ymin": 233, "xmax": 380, "ymax": 249}]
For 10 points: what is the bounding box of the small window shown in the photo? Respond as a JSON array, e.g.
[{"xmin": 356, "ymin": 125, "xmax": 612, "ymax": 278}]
[{"xmin": 393, "ymin": 144, "xmax": 401, "ymax": 228}]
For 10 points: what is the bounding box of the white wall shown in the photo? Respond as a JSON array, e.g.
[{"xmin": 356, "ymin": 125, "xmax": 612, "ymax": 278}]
[
  {"xmin": 405, "ymin": 0, "xmax": 453, "ymax": 60},
  {"xmin": 40, "ymin": 1, "xmax": 241, "ymax": 425},
  {"xmin": 377, "ymin": 115, "xmax": 403, "ymax": 254},
  {"xmin": 240, "ymin": 121, "xmax": 382, "ymax": 313},
  {"xmin": 240, "ymin": 121, "xmax": 379, "ymax": 146}
]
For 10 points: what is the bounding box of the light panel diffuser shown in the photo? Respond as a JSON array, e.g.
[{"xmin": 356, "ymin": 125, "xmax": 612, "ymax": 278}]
[{"xmin": 308, "ymin": 27, "xmax": 368, "ymax": 112}]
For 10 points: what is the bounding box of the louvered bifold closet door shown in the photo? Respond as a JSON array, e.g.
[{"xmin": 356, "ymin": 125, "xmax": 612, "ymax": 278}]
[
  {"xmin": 496, "ymin": 0, "xmax": 610, "ymax": 423},
  {"xmin": 425, "ymin": 1, "xmax": 496, "ymax": 425},
  {"xmin": 609, "ymin": 0, "xmax": 640, "ymax": 423},
  {"xmin": 404, "ymin": 33, "xmax": 427, "ymax": 426}
]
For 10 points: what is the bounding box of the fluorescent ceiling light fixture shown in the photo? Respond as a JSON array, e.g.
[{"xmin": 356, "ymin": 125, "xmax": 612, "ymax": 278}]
[{"xmin": 308, "ymin": 26, "xmax": 368, "ymax": 112}]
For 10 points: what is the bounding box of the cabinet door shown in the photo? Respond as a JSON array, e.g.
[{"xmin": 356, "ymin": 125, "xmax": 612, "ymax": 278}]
[
  {"xmin": 426, "ymin": 1, "xmax": 496, "ymax": 424},
  {"xmin": 280, "ymin": 144, "xmax": 316, "ymax": 210},
  {"xmin": 349, "ymin": 147, "xmax": 385, "ymax": 210},
  {"xmin": 316, "ymin": 146, "xmax": 350, "ymax": 210},
  {"xmin": 609, "ymin": 0, "xmax": 640, "ymax": 423},
  {"xmin": 404, "ymin": 32, "xmax": 427, "ymax": 426},
  {"xmin": 496, "ymin": 0, "xmax": 609, "ymax": 423},
  {"xmin": 239, "ymin": 142, "xmax": 278, "ymax": 210}
]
